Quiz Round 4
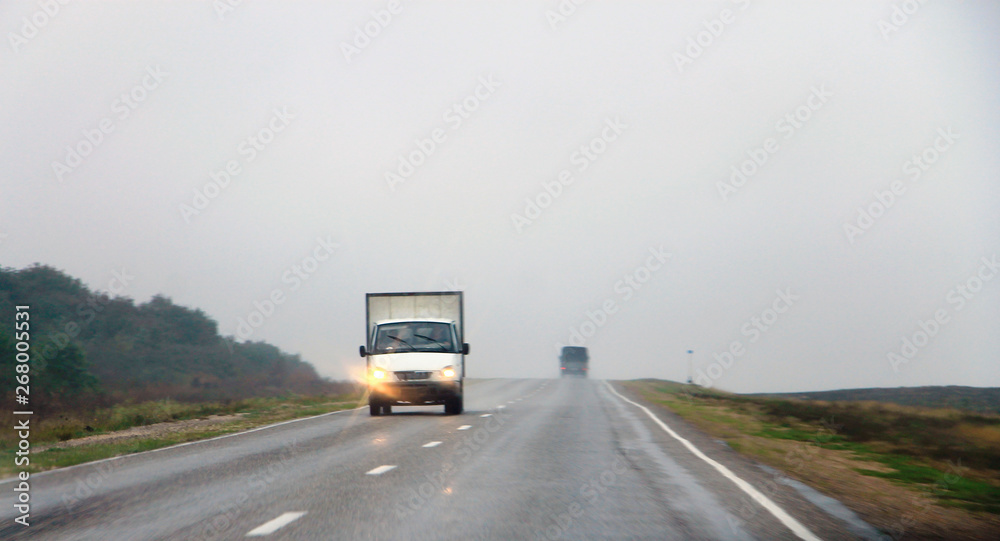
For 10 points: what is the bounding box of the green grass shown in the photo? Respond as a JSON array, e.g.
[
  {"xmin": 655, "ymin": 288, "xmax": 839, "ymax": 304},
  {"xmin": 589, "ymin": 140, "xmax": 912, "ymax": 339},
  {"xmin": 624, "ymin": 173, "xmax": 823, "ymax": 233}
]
[
  {"xmin": 625, "ymin": 380, "xmax": 1000, "ymax": 515},
  {"xmin": 0, "ymin": 391, "xmax": 364, "ymax": 478},
  {"xmin": 4, "ymin": 392, "xmax": 364, "ymax": 445},
  {"xmin": 852, "ymin": 453, "xmax": 1000, "ymax": 514},
  {"xmin": 24, "ymin": 427, "xmax": 238, "ymax": 471}
]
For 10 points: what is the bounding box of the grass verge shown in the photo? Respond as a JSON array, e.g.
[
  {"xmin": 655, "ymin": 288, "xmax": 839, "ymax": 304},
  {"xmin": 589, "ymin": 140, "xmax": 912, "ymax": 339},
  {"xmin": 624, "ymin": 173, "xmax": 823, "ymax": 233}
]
[
  {"xmin": 0, "ymin": 391, "xmax": 364, "ymax": 478},
  {"xmin": 622, "ymin": 380, "xmax": 1000, "ymax": 540}
]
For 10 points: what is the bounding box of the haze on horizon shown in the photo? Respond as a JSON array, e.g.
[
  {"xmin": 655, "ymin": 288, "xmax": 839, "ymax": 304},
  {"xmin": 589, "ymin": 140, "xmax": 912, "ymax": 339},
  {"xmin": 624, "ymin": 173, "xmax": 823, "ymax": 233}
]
[{"xmin": 1, "ymin": 0, "xmax": 998, "ymax": 393}]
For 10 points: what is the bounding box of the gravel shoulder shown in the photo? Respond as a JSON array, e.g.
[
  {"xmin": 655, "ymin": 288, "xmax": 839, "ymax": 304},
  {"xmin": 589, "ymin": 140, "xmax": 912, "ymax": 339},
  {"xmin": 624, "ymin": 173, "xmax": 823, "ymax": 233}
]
[{"xmin": 34, "ymin": 414, "xmax": 248, "ymax": 452}]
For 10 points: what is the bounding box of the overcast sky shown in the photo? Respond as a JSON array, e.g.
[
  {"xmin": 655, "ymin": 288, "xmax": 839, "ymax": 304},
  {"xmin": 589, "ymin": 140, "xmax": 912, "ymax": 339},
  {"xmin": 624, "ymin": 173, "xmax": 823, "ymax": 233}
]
[{"xmin": 2, "ymin": 0, "xmax": 998, "ymax": 392}]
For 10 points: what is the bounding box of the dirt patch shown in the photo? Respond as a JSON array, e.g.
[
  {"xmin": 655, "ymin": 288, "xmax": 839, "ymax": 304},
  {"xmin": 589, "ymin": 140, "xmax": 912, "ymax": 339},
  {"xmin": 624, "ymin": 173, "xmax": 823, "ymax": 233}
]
[
  {"xmin": 36, "ymin": 414, "xmax": 247, "ymax": 452},
  {"xmin": 740, "ymin": 432, "xmax": 1000, "ymax": 540}
]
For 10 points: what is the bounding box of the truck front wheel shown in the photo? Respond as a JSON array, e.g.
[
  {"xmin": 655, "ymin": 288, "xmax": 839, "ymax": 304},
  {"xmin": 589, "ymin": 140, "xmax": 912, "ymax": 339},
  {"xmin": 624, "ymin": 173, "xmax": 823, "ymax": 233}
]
[
  {"xmin": 444, "ymin": 395, "xmax": 463, "ymax": 415},
  {"xmin": 369, "ymin": 393, "xmax": 383, "ymax": 416}
]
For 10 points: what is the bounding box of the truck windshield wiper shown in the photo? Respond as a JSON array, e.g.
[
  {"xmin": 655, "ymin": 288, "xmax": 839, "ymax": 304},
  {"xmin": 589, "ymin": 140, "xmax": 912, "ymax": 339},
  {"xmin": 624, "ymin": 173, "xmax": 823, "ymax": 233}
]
[
  {"xmin": 387, "ymin": 335, "xmax": 412, "ymax": 348},
  {"xmin": 413, "ymin": 334, "xmax": 451, "ymax": 351}
]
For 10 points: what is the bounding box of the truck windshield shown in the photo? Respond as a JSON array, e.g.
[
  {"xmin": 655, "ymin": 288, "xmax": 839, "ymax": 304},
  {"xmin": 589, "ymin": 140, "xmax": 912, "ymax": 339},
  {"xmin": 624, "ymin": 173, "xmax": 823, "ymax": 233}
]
[{"xmin": 372, "ymin": 322, "xmax": 456, "ymax": 354}]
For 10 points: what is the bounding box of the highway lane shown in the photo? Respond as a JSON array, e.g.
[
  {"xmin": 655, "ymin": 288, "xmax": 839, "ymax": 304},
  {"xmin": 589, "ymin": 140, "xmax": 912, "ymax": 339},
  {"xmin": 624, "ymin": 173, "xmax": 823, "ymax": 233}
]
[{"xmin": 0, "ymin": 378, "xmax": 876, "ymax": 540}]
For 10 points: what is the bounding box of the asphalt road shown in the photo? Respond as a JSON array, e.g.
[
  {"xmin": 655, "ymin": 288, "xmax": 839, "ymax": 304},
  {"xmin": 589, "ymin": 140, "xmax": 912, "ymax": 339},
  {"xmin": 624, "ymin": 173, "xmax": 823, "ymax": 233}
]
[{"xmin": 0, "ymin": 379, "xmax": 880, "ymax": 540}]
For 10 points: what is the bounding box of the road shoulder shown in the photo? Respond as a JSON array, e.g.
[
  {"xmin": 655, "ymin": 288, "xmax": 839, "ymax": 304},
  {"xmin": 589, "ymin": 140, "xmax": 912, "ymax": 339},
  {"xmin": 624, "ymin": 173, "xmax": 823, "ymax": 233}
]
[{"xmin": 611, "ymin": 380, "xmax": 1000, "ymax": 541}]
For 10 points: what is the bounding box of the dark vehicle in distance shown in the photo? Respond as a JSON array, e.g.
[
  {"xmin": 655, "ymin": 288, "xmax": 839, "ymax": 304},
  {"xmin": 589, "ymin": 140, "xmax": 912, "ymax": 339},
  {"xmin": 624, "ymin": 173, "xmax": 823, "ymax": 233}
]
[{"xmin": 560, "ymin": 346, "xmax": 589, "ymax": 377}]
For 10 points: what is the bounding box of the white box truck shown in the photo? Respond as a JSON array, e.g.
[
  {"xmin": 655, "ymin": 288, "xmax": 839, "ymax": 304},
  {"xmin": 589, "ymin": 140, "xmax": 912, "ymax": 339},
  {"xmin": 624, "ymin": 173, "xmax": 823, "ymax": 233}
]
[{"xmin": 359, "ymin": 292, "xmax": 468, "ymax": 416}]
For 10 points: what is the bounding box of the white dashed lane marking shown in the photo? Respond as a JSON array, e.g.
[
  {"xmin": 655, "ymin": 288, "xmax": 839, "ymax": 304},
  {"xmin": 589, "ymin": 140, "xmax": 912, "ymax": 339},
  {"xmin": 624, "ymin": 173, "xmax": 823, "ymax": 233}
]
[
  {"xmin": 366, "ymin": 465, "xmax": 397, "ymax": 475},
  {"xmin": 246, "ymin": 511, "xmax": 306, "ymax": 536},
  {"xmin": 423, "ymin": 441, "xmax": 442, "ymax": 448},
  {"xmin": 457, "ymin": 425, "xmax": 472, "ymax": 430}
]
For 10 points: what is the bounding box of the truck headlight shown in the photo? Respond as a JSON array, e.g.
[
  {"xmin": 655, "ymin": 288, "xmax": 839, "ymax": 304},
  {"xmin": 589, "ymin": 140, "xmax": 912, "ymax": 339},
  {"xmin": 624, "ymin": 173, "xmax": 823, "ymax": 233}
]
[
  {"xmin": 372, "ymin": 369, "xmax": 387, "ymax": 380},
  {"xmin": 441, "ymin": 366, "xmax": 456, "ymax": 378}
]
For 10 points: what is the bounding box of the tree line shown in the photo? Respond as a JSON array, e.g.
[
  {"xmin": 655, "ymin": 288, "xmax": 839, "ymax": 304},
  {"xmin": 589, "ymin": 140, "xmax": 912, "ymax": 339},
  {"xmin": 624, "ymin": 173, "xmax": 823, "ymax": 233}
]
[{"xmin": 0, "ymin": 264, "xmax": 349, "ymax": 414}]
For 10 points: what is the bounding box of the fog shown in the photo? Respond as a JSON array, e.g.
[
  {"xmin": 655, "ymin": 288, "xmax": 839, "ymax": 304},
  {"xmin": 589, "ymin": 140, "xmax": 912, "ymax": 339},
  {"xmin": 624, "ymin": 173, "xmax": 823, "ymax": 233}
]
[{"xmin": 2, "ymin": 0, "xmax": 998, "ymax": 392}]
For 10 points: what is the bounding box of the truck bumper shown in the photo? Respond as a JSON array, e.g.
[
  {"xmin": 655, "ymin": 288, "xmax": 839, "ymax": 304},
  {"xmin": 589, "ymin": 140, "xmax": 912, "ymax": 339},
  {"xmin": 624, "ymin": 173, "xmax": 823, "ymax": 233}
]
[{"xmin": 371, "ymin": 381, "xmax": 462, "ymax": 405}]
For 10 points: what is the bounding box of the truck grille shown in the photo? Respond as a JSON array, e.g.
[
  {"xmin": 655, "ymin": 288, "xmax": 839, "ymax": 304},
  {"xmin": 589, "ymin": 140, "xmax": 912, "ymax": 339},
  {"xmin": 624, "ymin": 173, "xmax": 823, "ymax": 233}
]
[{"xmin": 395, "ymin": 371, "xmax": 432, "ymax": 381}]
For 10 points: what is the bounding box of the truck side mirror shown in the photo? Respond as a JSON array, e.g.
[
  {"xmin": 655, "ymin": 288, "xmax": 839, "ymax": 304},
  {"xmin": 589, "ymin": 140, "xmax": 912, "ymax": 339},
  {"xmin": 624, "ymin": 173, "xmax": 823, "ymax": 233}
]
[
  {"xmin": 462, "ymin": 343, "xmax": 470, "ymax": 355},
  {"xmin": 359, "ymin": 345, "xmax": 367, "ymax": 357}
]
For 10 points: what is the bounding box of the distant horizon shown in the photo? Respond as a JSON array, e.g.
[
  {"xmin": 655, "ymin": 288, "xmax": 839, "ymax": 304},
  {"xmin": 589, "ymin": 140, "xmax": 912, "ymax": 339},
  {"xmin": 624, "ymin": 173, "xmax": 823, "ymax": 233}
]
[
  {"xmin": 6, "ymin": 259, "xmax": 1000, "ymax": 395},
  {"xmin": 614, "ymin": 377, "xmax": 1000, "ymax": 393}
]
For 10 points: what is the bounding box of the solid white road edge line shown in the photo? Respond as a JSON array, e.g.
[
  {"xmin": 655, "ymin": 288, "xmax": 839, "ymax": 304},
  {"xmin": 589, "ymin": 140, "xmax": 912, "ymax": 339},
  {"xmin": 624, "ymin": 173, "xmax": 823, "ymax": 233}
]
[
  {"xmin": 246, "ymin": 511, "xmax": 307, "ymax": 536},
  {"xmin": 603, "ymin": 381, "xmax": 823, "ymax": 541},
  {"xmin": 0, "ymin": 405, "xmax": 368, "ymax": 485},
  {"xmin": 366, "ymin": 465, "xmax": 397, "ymax": 475}
]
